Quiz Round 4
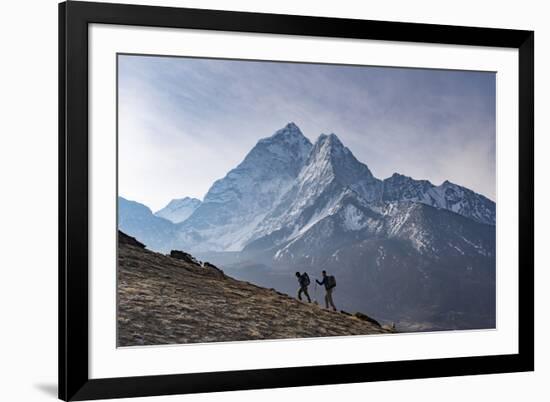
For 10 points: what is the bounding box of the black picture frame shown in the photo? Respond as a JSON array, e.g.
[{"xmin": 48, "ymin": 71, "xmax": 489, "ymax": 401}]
[{"xmin": 59, "ymin": 1, "xmax": 534, "ymax": 400}]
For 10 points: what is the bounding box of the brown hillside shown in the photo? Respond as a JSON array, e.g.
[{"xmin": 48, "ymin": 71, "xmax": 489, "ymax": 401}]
[{"xmin": 117, "ymin": 231, "xmax": 391, "ymax": 346}]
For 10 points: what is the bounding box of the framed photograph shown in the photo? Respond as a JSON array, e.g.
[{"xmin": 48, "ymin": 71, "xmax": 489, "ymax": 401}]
[{"xmin": 59, "ymin": 1, "xmax": 534, "ymax": 400}]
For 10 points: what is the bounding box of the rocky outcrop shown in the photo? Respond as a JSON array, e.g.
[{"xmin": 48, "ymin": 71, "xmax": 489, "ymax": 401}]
[
  {"xmin": 169, "ymin": 250, "xmax": 200, "ymax": 265},
  {"xmin": 117, "ymin": 231, "xmax": 391, "ymax": 346},
  {"xmin": 353, "ymin": 312, "xmax": 381, "ymax": 327},
  {"xmin": 202, "ymin": 261, "xmax": 226, "ymax": 279},
  {"xmin": 118, "ymin": 231, "xmax": 145, "ymax": 249}
]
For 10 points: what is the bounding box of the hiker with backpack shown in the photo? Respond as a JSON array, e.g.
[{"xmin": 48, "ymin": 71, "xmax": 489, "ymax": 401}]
[
  {"xmin": 316, "ymin": 270, "xmax": 337, "ymax": 311},
  {"xmin": 295, "ymin": 271, "xmax": 312, "ymax": 303}
]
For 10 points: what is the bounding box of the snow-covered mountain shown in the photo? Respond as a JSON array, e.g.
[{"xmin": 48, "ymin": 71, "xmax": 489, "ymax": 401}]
[
  {"xmin": 382, "ymin": 173, "xmax": 495, "ymax": 225},
  {"xmin": 118, "ymin": 122, "xmax": 496, "ymax": 331},
  {"xmin": 173, "ymin": 122, "xmax": 312, "ymax": 251},
  {"xmin": 155, "ymin": 197, "xmax": 201, "ymax": 223},
  {"xmin": 265, "ymin": 198, "xmax": 495, "ymax": 264},
  {"xmin": 244, "ymin": 131, "xmax": 495, "ymax": 259},
  {"xmin": 118, "ymin": 196, "xmax": 176, "ymax": 252},
  {"xmin": 245, "ymin": 132, "xmax": 382, "ymax": 253},
  {"xmin": 122, "ymin": 123, "xmax": 495, "ymax": 255}
]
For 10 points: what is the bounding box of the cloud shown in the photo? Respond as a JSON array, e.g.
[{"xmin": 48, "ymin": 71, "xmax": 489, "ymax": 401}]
[{"xmin": 118, "ymin": 55, "xmax": 496, "ymax": 210}]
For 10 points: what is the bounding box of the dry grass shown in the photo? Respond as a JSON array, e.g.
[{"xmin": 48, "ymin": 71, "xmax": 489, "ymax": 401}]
[{"xmin": 117, "ymin": 241, "xmax": 391, "ymax": 346}]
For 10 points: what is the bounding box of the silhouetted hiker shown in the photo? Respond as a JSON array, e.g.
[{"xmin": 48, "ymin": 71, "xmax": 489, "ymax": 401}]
[
  {"xmin": 295, "ymin": 272, "xmax": 312, "ymax": 303},
  {"xmin": 316, "ymin": 270, "xmax": 337, "ymax": 311}
]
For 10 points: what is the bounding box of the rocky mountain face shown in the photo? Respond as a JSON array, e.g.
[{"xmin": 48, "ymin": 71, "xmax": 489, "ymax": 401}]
[
  {"xmin": 382, "ymin": 173, "xmax": 495, "ymax": 225},
  {"xmin": 117, "ymin": 231, "xmax": 390, "ymax": 346},
  {"xmin": 154, "ymin": 197, "xmax": 201, "ymax": 223},
  {"xmin": 119, "ymin": 122, "xmax": 496, "ymax": 331},
  {"xmin": 173, "ymin": 122, "xmax": 312, "ymax": 252},
  {"xmin": 245, "ymin": 133, "xmax": 382, "ymax": 251}
]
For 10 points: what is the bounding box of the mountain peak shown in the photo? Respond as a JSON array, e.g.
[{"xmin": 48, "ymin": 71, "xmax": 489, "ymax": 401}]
[
  {"xmin": 220, "ymin": 123, "xmax": 312, "ymax": 178},
  {"xmin": 285, "ymin": 121, "xmax": 299, "ymax": 130},
  {"xmin": 264, "ymin": 122, "xmax": 309, "ymax": 143},
  {"xmin": 155, "ymin": 197, "xmax": 202, "ymax": 224},
  {"xmin": 294, "ymin": 131, "xmax": 379, "ymax": 202},
  {"xmin": 165, "ymin": 196, "xmax": 201, "ymax": 206},
  {"xmin": 180, "ymin": 123, "xmax": 313, "ymax": 250},
  {"xmin": 385, "ymin": 173, "xmax": 432, "ymax": 186},
  {"xmin": 389, "ymin": 172, "xmax": 408, "ymax": 180},
  {"xmin": 317, "ymin": 132, "xmax": 344, "ymax": 147},
  {"xmin": 310, "ymin": 132, "xmax": 365, "ymax": 171},
  {"xmin": 253, "ymin": 123, "xmax": 312, "ymax": 160}
]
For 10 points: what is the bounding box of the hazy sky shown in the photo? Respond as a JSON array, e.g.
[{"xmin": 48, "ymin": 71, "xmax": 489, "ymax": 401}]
[{"xmin": 118, "ymin": 54, "xmax": 496, "ymax": 211}]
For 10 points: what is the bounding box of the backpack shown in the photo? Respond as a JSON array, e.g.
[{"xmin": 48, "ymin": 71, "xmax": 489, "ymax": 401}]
[
  {"xmin": 326, "ymin": 275, "xmax": 336, "ymax": 289},
  {"xmin": 302, "ymin": 273, "xmax": 311, "ymax": 286}
]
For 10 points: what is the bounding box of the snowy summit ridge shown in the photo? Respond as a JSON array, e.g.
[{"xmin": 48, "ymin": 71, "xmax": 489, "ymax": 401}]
[
  {"xmin": 171, "ymin": 122, "xmax": 313, "ymax": 251},
  {"xmin": 155, "ymin": 197, "xmax": 201, "ymax": 223},
  {"xmin": 120, "ymin": 122, "xmax": 495, "ymax": 255}
]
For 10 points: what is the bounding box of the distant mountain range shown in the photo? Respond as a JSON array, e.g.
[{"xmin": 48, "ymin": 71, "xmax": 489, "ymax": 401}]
[
  {"xmin": 119, "ymin": 122, "xmax": 496, "ymax": 331},
  {"xmin": 154, "ymin": 197, "xmax": 201, "ymax": 223}
]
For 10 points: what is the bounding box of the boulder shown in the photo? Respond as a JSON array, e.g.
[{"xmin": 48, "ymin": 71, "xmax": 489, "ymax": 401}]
[
  {"xmin": 170, "ymin": 250, "xmax": 200, "ymax": 266},
  {"xmin": 118, "ymin": 231, "xmax": 146, "ymax": 249},
  {"xmin": 203, "ymin": 262, "xmax": 226, "ymax": 279},
  {"xmin": 353, "ymin": 312, "xmax": 381, "ymax": 327}
]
